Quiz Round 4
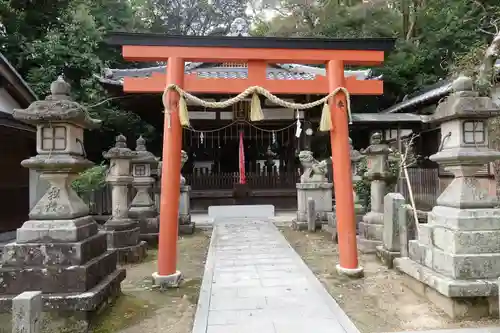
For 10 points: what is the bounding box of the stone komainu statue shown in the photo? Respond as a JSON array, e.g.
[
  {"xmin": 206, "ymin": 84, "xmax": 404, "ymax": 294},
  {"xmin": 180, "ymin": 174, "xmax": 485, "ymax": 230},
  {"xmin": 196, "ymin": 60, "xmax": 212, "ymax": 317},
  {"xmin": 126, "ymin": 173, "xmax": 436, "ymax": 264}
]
[{"xmin": 298, "ymin": 150, "xmax": 328, "ymax": 183}]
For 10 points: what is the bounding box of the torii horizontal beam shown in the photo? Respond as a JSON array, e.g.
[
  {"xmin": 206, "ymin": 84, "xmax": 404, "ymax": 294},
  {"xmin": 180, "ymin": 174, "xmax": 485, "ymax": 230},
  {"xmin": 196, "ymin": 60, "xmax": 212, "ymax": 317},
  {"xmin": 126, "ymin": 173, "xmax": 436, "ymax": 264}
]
[{"xmin": 123, "ymin": 73, "xmax": 383, "ymax": 95}]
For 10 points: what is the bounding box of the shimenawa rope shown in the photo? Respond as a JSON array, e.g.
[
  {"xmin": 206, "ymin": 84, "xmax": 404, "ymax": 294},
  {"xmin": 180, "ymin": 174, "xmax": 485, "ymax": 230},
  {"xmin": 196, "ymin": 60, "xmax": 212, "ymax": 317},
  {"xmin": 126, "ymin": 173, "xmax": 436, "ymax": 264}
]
[{"xmin": 161, "ymin": 84, "xmax": 352, "ymax": 132}]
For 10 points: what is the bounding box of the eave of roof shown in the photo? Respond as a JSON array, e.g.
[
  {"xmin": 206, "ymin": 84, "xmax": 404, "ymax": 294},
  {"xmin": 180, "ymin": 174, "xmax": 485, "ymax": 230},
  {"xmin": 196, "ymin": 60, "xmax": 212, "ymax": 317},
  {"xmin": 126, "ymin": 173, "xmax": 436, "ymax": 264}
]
[
  {"xmin": 106, "ymin": 32, "xmax": 396, "ymax": 52},
  {"xmin": 0, "ymin": 112, "xmax": 36, "ymax": 133},
  {"xmin": 0, "ymin": 52, "xmax": 37, "ymax": 106}
]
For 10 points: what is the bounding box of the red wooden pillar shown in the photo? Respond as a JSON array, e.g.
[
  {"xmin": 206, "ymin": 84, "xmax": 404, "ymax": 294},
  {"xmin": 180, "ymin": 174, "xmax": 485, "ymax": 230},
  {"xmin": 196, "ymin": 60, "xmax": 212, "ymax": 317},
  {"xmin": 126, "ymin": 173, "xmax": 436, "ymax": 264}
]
[
  {"xmin": 153, "ymin": 57, "xmax": 184, "ymax": 286},
  {"xmin": 327, "ymin": 60, "xmax": 363, "ymax": 277}
]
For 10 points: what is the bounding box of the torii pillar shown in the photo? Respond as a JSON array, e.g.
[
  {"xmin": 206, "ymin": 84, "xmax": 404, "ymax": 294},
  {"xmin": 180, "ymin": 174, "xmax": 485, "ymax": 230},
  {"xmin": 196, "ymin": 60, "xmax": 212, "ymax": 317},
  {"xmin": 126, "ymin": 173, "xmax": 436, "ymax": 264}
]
[{"xmin": 106, "ymin": 32, "xmax": 395, "ymax": 283}]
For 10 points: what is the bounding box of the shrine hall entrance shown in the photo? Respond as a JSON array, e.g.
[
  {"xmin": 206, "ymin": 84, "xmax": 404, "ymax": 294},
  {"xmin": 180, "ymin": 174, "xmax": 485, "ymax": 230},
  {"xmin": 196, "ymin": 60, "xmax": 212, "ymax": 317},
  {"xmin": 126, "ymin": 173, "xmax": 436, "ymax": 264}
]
[{"xmin": 182, "ymin": 121, "xmax": 301, "ymax": 211}]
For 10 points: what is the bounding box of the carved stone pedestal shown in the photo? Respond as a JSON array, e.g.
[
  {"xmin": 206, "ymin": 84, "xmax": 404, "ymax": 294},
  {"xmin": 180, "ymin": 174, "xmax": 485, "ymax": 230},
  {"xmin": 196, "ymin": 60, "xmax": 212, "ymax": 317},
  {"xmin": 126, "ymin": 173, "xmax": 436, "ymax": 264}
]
[
  {"xmin": 293, "ymin": 183, "xmax": 334, "ymax": 230},
  {"xmin": 103, "ymin": 135, "xmax": 147, "ymax": 263},
  {"xmin": 0, "ymin": 77, "xmax": 125, "ymax": 331},
  {"xmin": 395, "ymin": 77, "xmax": 500, "ymax": 319}
]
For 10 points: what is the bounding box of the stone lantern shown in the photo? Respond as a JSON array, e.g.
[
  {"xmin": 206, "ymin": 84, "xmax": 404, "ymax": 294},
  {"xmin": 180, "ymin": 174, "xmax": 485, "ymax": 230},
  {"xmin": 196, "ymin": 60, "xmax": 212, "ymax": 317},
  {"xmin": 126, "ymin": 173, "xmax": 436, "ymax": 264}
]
[
  {"xmin": 129, "ymin": 136, "xmax": 159, "ymax": 241},
  {"xmin": 349, "ymin": 137, "xmax": 365, "ymax": 225},
  {"xmin": 148, "ymin": 150, "xmax": 194, "ymax": 235},
  {"xmin": 103, "ymin": 134, "xmax": 147, "ymax": 263},
  {"xmin": 395, "ymin": 76, "xmax": 500, "ymax": 318},
  {"xmin": 179, "ymin": 150, "xmax": 195, "ymax": 234},
  {"xmin": 357, "ymin": 131, "xmax": 391, "ymax": 253},
  {"xmin": 2, "ymin": 76, "xmax": 125, "ymax": 326}
]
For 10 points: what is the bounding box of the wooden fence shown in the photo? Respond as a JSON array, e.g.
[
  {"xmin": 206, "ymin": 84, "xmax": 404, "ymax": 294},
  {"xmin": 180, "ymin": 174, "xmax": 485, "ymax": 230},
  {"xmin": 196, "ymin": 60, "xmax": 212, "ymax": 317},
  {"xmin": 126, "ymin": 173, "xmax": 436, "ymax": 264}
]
[
  {"xmin": 185, "ymin": 169, "xmax": 300, "ymax": 190},
  {"xmin": 82, "ymin": 170, "xmax": 301, "ymax": 215},
  {"xmin": 399, "ymin": 167, "xmax": 440, "ymax": 211},
  {"xmin": 82, "ymin": 167, "xmax": 441, "ymax": 215}
]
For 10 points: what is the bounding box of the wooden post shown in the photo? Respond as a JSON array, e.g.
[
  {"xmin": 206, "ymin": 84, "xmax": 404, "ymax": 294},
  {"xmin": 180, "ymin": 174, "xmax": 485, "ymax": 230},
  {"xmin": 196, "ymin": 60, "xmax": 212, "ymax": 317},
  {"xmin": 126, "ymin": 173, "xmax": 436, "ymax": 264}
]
[
  {"xmin": 154, "ymin": 57, "xmax": 184, "ymax": 287},
  {"xmin": 327, "ymin": 60, "xmax": 363, "ymax": 278}
]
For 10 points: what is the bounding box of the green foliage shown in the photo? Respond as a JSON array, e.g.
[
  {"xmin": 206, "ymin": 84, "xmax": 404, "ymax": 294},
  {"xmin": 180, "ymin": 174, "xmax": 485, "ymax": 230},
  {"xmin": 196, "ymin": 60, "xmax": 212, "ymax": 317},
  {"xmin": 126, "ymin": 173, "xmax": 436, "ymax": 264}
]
[{"xmin": 72, "ymin": 163, "xmax": 108, "ymax": 196}]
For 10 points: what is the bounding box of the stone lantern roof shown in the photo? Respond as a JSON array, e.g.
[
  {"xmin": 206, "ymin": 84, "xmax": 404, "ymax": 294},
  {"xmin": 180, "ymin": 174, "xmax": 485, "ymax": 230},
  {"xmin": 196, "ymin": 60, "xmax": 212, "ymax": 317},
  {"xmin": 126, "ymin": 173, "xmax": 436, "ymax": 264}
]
[
  {"xmin": 13, "ymin": 76, "xmax": 101, "ymax": 129},
  {"xmin": 103, "ymin": 134, "xmax": 136, "ymax": 159},
  {"xmin": 133, "ymin": 136, "xmax": 158, "ymax": 166}
]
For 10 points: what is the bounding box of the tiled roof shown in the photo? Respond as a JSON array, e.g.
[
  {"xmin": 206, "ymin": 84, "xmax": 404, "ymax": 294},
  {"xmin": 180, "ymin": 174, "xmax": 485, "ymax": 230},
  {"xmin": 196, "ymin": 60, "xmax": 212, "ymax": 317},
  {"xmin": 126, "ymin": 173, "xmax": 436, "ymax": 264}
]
[
  {"xmin": 382, "ymin": 60, "xmax": 500, "ymax": 114},
  {"xmin": 96, "ymin": 63, "xmax": 377, "ymax": 86}
]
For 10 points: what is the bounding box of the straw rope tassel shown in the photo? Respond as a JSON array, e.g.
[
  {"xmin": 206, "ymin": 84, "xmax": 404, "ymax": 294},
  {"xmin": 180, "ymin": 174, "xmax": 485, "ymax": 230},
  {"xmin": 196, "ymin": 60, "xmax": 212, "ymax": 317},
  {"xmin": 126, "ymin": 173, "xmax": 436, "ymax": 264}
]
[
  {"xmin": 178, "ymin": 94, "xmax": 190, "ymax": 127},
  {"xmin": 319, "ymin": 102, "xmax": 331, "ymax": 132},
  {"xmin": 250, "ymin": 93, "xmax": 264, "ymax": 122}
]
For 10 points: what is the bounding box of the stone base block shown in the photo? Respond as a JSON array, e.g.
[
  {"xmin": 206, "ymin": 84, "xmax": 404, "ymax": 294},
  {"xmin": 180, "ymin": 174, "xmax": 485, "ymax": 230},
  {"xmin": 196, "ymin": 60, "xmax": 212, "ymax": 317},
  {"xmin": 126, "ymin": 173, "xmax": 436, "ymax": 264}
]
[
  {"xmin": 322, "ymin": 224, "xmax": 338, "ymax": 242},
  {"xmin": 0, "ymin": 268, "xmax": 125, "ymax": 332},
  {"xmin": 179, "ymin": 214, "xmax": 191, "ymax": 225},
  {"xmin": 394, "ymin": 258, "xmax": 498, "ymax": 319},
  {"xmin": 358, "ymin": 221, "xmax": 383, "ymax": 240},
  {"xmin": 375, "ymin": 245, "xmax": 400, "ymax": 269},
  {"xmin": 16, "ymin": 215, "xmax": 98, "ymax": 243},
  {"xmin": 2, "ymin": 232, "xmax": 107, "ymax": 267},
  {"xmin": 394, "ymin": 257, "xmax": 498, "ymax": 319},
  {"xmin": 0, "ymin": 250, "xmax": 118, "ymax": 294},
  {"xmin": 152, "ymin": 271, "xmax": 182, "ymax": 288},
  {"xmin": 291, "ymin": 219, "xmax": 321, "ymax": 231},
  {"xmin": 114, "ymin": 241, "xmax": 148, "ymax": 264},
  {"xmin": 356, "ymin": 236, "xmax": 381, "ymax": 253},
  {"xmin": 409, "ymin": 240, "xmax": 500, "ymax": 280},
  {"xmin": 362, "ymin": 211, "xmax": 383, "ymax": 225},
  {"xmin": 139, "ymin": 217, "xmax": 159, "ymax": 244},
  {"xmin": 105, "ymin": 226, "xmax": 140, "ymax": 249},
  {"xmin": 179, "ymin": 222, "xmax": 195, "ymax": 235}
]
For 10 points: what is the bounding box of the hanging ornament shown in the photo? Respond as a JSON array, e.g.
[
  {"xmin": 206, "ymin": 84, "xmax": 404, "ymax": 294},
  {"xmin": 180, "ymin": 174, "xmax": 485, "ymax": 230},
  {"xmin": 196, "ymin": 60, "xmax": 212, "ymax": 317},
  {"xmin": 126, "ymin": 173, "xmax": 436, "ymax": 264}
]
[
  {"xmin": 272, "ymin": 131, "xmax": 276, "ymax": 144},
  {"xmin": 200, "ymin": 132, "xmax": 204, "ymax": 144},
  {"xmin": 295, "ymin": 109, "xmax": 302, "ymax": 138}
]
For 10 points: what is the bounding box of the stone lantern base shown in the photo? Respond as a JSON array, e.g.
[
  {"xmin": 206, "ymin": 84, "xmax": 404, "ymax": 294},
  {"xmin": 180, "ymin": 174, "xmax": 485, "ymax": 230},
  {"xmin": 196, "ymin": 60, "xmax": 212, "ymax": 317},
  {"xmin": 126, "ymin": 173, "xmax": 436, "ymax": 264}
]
[
  {"xmin": 395, "ymin": 206, "xmax": 500, "ymax": 318},
  {"xmin": 178, "ymin": 185, "xmax": 195, "ymax": 235},
  {"xmin": 293, "ymin": 182, "xmax": 334, "ymax": 230},
  {"xmin": 0, "ymin": 215, "xmax": 125, "ymax": 331},
  {"xmin": 357, "ymin": 211, "xmax": 384, "ymax": 253},
  {"xmin": 104, "ymin": 218, "xmax": 148, "ymax": 263}
]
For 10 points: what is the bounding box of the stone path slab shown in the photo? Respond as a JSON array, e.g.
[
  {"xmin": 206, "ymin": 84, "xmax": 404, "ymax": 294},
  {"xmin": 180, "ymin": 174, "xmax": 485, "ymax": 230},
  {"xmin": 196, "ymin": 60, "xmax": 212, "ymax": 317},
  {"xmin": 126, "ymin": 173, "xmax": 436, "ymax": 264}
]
[{"xmin": 192, "ymin": 218, "xmax": 359, "ymax": 333}]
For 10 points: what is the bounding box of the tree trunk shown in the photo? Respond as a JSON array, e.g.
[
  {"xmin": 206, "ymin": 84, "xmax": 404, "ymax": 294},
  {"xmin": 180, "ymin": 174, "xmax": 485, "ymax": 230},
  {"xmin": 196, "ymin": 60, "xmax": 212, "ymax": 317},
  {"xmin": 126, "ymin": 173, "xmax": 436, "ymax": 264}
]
[{"xmin": 402, "ymin": 0, "xmax": 410, "ymax": 38}]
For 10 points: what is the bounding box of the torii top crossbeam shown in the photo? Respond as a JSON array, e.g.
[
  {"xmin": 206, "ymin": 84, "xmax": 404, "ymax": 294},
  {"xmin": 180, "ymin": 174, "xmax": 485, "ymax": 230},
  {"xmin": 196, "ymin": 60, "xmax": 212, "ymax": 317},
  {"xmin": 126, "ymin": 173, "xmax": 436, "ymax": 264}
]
[
  {"xmin": 106, "ymin": 32, "xmax": 394, "ymax": 95},
  {"xmin": 106, "ymin": 28, "xmax": 395, "ymax": 284}
]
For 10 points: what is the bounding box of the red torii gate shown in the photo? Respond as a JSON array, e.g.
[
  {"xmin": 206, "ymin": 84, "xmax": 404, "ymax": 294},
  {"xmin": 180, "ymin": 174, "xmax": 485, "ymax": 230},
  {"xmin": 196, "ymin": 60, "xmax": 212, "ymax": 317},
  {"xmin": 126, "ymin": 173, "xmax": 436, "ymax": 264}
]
[{"xmin": 107, "ymin": 33, "xmax": 394, "ymax": 282}]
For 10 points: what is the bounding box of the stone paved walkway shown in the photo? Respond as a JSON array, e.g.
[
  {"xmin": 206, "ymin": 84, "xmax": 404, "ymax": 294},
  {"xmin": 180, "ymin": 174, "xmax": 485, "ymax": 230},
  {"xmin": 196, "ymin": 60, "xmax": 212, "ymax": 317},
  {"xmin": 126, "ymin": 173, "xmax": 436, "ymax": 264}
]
[{"xmin": 191, "ymin": 218, "xmax": 360, "ymax": 333}]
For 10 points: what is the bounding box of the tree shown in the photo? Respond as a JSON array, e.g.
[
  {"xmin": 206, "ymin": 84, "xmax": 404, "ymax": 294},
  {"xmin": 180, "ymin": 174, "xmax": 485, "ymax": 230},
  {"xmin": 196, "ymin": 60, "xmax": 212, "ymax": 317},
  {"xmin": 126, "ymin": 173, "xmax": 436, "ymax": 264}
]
[
  {"xmin": 132, "ymin": 0, "xmax": 249, "ymax": 35},
  {"xmin": 1, "ymin": 0, "xmax": 154, "ymax": 160}
]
